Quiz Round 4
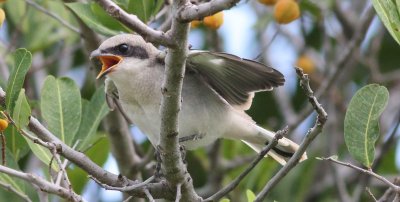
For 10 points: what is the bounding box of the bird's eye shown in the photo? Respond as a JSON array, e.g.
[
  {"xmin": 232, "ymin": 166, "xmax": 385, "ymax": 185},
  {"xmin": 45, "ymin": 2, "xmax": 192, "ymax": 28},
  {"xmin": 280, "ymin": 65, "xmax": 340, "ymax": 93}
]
[{"xmin": 117, "ymin": 44, "xmax": 129, "ymax": 54}]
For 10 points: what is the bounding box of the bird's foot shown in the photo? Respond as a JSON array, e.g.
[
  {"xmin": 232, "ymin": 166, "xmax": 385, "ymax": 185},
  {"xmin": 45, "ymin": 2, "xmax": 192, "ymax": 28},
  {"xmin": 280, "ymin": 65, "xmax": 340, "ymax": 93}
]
[{"xmin": 154, "ymin": 145, "xmax": 164, "ymax": 179}]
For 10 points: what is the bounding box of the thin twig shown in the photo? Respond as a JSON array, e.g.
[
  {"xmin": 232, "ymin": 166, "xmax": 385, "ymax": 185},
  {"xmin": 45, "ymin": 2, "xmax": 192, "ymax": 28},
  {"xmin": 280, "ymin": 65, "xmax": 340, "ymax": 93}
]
[
  {"xmin": 321, "ymin": 156, "xmax": 400, "ymax": 193},
  {"xmin": 55, "ymin": 141, "xmax": 79, "ymax": 185},
  {"xmin": 144, "ymin": 189, "xmax": 155, "ymax": 202},
  {"xmin": 254, "ymin": 67, "xmax": 328, "ymax": 201},
  {"xmin": 3, "ymin": 111, "xmax": 74, "ymax": 196},
  {"xmin": 366, "ymin": 187, "xmax": 377, "ymax": 202},
  {"xmin": 205, "ymin": 129, "xmax": 284, "ymax": 201},
  {"xmin": 25, "ymin": 0, "xmax": 81, "ymax": 34},
  {"xmin": 0, "ymin": 180, "xmax": 32, "ymax": 202},
  {"xmin": 90, "ymin": 175, "xmax": 156, "ymax": 192},
  {"xmin": 0, "ymin": 165, "xmax": 84, "ymax": 202},
  {"xmin": 175, "ymin": 183, "xmax": 182, "ymax": 202},
  {"xmin": 122, "ymin": 196, "xmax": 133, "ymax": 202},
  {"xmin": 0, "ymin": 132, "xmax": 5, "ymax": 165},
  {"xmin": 50, "ymin": 145, "xmax": 72, "ymax": 191},
  {"xmin": 254, "ymin": 26, "xmax": 280, "ymax": 60},
  {"xmin": 1, "ymin": 111, "xmax": 51, "ymax": 149},
  {"xmin": 377, "ymin": 178, "xmax": 400, "ymax": 202}
]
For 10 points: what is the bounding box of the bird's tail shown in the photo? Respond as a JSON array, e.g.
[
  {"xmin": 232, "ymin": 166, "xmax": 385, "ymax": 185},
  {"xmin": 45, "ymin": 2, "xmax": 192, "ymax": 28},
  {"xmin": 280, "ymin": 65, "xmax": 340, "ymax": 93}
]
[{"xmin": 242, "ymin": 125, "xmax": 307, "ymax": 165}]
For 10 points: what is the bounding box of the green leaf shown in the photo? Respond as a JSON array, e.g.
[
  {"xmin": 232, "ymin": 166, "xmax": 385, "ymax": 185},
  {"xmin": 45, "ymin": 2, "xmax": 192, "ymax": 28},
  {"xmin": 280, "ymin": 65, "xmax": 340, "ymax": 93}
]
[
  {"xmin": 66, "ymin": 2, "xmax": 130, "ymax": 36},
  {"xmin": 372, "ymin": 0, "xmax": 400, "ymax": 45},
  {"xmin": 6, "ymin": 49, "xmax": 32, "ymax": 116},
  {"xmin": 4, "ymin": 1, "xmax": 27, "ymax": 30},
  {"xmin": 344, "ymin": 84, "xmax": 389, "ymax": 168},
  {"xmin": 219, "ymin": 199, "xmax": 231, "ymax": 202},
  {"xmin": 128, "ymin": 0, "xmax": 164, "ymax": 22},
  {"xmin": 41, "ymin": 76, "xmax": 82, "ymax": 146},
  {"xmin": 246, "ymin": 189, "xmax": 256, "ymax": 202},
  {"xmin": 0, "ymin": 149, "xmax": 25, "ymax": 196},
  {"xmin": 128, "ymin": 0, "xmax": 149, "ymax": 22},
  {"xmin": 152, "ymin": 0, "xmax": 164, "ymax": 17},
  {"xmin": 113, "ymin": 0, "xmax": 130, "ymax": 10},
  {"xmin": 4, "ymin": 90, "xmax": 31, "ymax": 160},
  {"xmin": 74, "ymin": 86, "xmax": 109, "ymax": 151},
  {"xmin": 90, "ymin": 4, "xmax": 131, "ymax": 32},
  {"xmin": 13, "ymin": 89, "xmax": 31, "ymax": 128},
  {"xmin": 3, "ymin": 127, "xmax": 29, "ymax": 161},
  {"xmin": 12, "ymin": 89, "xmax": 56, "ymax": 168}
]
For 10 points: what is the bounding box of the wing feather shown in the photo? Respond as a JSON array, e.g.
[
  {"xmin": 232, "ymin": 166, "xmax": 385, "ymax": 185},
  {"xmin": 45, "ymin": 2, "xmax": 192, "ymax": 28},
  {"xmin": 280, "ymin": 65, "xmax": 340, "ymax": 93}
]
[{"xmin": 187, "ymin": 51, "xmax": 285, "ymax": 110}]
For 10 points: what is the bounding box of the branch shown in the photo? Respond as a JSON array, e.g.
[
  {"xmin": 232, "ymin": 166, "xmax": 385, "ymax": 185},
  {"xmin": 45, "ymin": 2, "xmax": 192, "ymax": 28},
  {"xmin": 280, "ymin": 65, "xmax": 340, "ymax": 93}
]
[
  {"xmin": 178, "ymin": 0, "xmax": 240, "ymax": 22},
  {"xmin": 205, "ymin": 129, "xmax": 284, "ymax": 201},
  {"xmin": 254, "ymin": 67, "xmax": 328, "ymax": 201},
  {"xmin": 89, "ymin": 175, "xmax": 155, "ymax": 192},
  {"xmin": 0, "ymin": 165, "xmax": 84, "ymax": 202},
  {"xmin": 378, "ymin": 178, "xmax": 400, "ymax": 202},
  {"xmin": 156, "ymin": 0, "xmax": 200, "ymax": 200},
  {"xmin": 321, "ymin": 157, "xmax": 400, "ymax": 193},
  {"xmin": 94, "ymin": 0, "xmax": 174, "ymax": 47}
]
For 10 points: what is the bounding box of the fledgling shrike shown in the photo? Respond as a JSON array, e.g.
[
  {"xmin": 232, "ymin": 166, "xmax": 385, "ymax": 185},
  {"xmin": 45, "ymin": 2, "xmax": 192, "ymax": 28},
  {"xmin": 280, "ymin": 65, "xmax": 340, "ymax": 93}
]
[{"xmin": 91, "ymin": 34, "xmax": 306, "ymax": 165}]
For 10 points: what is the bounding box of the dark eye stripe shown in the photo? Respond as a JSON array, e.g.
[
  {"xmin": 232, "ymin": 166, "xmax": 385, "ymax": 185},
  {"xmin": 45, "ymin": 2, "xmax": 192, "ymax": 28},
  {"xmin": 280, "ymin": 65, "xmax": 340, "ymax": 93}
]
[
  {"xmin": 102, "ymin": 45, "xmax": 149, "ymax": 59},
  {"xmin": 130, "ymin": 46, "xmax": 149, "ymax": 59}
]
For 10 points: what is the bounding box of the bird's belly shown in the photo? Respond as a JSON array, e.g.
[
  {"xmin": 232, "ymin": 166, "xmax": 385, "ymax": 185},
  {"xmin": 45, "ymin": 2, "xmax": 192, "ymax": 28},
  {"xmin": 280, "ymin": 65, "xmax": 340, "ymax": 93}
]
[{"xmin": 122, "ymin": 102, "xmax": 226, "ymax": 150}]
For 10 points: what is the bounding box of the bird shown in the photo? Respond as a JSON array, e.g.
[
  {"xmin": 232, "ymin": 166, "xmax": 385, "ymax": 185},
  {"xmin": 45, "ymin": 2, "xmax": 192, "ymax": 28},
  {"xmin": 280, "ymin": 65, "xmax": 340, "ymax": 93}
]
[{"xmin": 90, "ymin": 34, "xmax": 307, "ymax": 165}]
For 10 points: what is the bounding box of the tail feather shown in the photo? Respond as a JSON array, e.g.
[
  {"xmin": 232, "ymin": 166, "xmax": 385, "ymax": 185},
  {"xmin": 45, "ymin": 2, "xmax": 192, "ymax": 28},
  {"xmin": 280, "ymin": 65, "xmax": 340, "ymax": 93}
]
[
  {"xmin": 225, "ymin": 113, "xmax": 307, "ymax": 165},
  {"xmin": 242, "ymin": 141, "xmax": 307, "ymax": 165}
]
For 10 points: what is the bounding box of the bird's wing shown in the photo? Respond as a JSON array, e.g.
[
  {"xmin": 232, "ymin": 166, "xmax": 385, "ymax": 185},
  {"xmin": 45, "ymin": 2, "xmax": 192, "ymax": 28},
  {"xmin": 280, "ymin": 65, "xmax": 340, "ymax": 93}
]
[
  {"xmin": 105, "ymin": 78, "xmax": 119, "ymax": 110},
  {"xmin": 187, "ymin": 51, "xmax": 285, "ymax": 110}
]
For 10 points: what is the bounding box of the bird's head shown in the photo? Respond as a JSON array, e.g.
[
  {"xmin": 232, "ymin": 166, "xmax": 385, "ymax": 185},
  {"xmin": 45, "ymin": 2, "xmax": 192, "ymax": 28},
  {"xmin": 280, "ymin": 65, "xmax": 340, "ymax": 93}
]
[{"xmin": 90, "ymin": 34, "xmax": 162, "ymax": 79}]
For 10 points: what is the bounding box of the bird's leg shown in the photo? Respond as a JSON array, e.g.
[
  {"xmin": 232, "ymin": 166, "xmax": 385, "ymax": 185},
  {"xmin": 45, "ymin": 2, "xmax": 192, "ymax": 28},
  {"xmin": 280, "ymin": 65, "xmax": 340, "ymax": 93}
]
[
  {"xmin": 266, "ymin": 126, "xmax": 289, "ymax": 145},
  {"xmin": 179, "ymin": 145, "xmax": 187, "ymax": 164},
  {"xmin": 154, "ymin": 145, "xmax": 163, "ymax": 179}
]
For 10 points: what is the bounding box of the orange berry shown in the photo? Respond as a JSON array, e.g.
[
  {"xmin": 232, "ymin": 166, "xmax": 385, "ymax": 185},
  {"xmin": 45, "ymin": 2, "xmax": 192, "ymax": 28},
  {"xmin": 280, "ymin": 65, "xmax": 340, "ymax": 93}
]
[
  {"xmin": 258, "ymin": 0, "xmax": 278, "ymax": 6},
  {"xmin": 0, "ymin": 0, "xmax": 6, "ymax": 3},
  {"xmin": 0, "ymin": 119, "xmax": 8, "ymax": 132},
  {"xmin": 191, "ymin": 20, "xmax": 202, "ymax": 28},
  {"xmin": 0, "ymin": 8, "xmax": 5, "ymax": 27},
  {"xmin": 296, "ymin": 55, "xmax": 315, "ymax": 74},
  {"xmin": 274, "ymin": 0, "xmax": 300, "ymax": 24},
  {"xmin": 203, "ymin": 12, "xmax": 224, "ymax": 30}
]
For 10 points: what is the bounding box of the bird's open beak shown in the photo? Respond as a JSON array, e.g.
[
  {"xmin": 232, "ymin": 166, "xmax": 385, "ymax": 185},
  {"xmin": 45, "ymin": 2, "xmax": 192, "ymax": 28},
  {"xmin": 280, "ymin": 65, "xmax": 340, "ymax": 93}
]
[{"xmin": 90, "ymin": 50, "xmax": 123, "ymax": 79}]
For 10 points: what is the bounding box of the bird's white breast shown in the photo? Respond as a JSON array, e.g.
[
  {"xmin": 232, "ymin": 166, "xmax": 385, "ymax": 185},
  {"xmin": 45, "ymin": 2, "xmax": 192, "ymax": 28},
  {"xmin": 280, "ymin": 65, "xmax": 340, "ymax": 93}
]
[{"xmin": 109, "ymin": 66, "xmax": 231, "ymax": 149}]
